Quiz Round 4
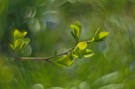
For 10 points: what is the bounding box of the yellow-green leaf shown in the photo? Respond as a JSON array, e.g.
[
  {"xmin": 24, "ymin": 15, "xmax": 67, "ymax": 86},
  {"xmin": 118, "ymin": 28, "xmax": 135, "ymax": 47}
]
[
  {"xmin": 70, "ymin": 24, "xmax": 80, "ymax": 39},
  {"xmin": 14, "ymin": 39, "xmax": 24, "ymax": 50},
  {"xmin": 99, "ymin": 32, "xmax": 109, "ymax": 39},
  {"xmin": 56, "ymin": 55, "xmax": 73, "ymax": 67},
  {"xmin": 13, "ymin": 29, "xmax": 27, "ymax": 40},
  {"xmin": 72, "ymin": 53, "xmax": 79, "ymax": 58},
  {"xmin": 75, "ymin": 41, "xmax": 87, "ymax": 51},
  {"xmin": 88, "ymin": 37, "xmax": 95, "ymax": 43},
  {"xmin": 83, "ymin": 49, "xmax": 95, "ymax": 58},
  {"xmin": 75, "ymin": 21, "xmax": 81, "ymax": 29}
]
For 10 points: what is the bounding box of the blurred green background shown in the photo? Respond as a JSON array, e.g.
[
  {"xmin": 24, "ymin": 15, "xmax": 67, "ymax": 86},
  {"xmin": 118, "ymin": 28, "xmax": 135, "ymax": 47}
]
[{"xmin": 0, "ymin": 0, "xmax": 135, "ymax": 89}]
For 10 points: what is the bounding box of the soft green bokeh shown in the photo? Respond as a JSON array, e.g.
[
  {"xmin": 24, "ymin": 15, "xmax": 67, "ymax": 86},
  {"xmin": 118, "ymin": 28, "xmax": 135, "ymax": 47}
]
[{"xmin": 0, "ymin": 0, "xmax": 135, "ymax": 89}]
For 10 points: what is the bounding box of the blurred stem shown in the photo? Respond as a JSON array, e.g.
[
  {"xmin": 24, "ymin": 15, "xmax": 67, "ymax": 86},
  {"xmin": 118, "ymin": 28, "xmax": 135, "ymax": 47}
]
[{"xmin": 93, "ymin": 27, "xmax": 100, "ymax": 38}]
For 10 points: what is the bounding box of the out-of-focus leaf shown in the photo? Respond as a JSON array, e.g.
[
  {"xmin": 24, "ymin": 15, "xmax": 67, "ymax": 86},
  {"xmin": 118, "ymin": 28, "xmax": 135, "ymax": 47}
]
[
  {"xmin": 75, "ymin": 21, "xmax": 81, "ymax": 30},
  {"xmin": 23, "ymin": 38, "xmax": 31, "ymax": 47},
  {"xmin": 0, "ymin": 0, "xmax": 8, "ymax": 14},
  {"xmin": 0, "ymin": 66, "xmax": 14, "ymax": 82},
  {"xmin": 93, "ymin": 71, "xmax": 121, "ymax": 86},
  {"xmin": 21, "ymin": 45, "xmax": 32, "ymax": 56},
  {"xmin": 32, "ymin": 84, "xmax": 44, "ymax": 89},
  {"xmin": 79, "ymin": 81, "xmax": 90, "ymax": 89},
  {"xmin": 99, "ymin": 84, "xmax": 124, "ymax": 89},
  {"xmin": 99, "ymin": 32, "xmax": 109, "ymax": 39}
]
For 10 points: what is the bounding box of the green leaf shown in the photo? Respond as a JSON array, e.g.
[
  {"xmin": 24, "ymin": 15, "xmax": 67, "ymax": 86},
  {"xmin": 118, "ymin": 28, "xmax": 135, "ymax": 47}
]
[
  {"xmin": 99, "ymin": 32, "xmax": 109, "ymax": 39},
  {"xmin": 56, "ymin": 55, "xmax": 73, "ymax": 67},
  {"xmin": 23, "ymin": 38, "xmax": 31, "ymax": 48},
  {"xmin": 74, "ymin": 41, "xmax": 87, "ymax": 51},
  {"xmin": 10, "ymin": 29, "xmax": 31, "ymax": 53},
  {"xmin": 72, "ymin": 53, "xmax": 79, "ymax": 58},
  {"xmin": 82, "ymin": 49, "xmax": 94, "ymax": 58},
  {"xmin": 75, "ymin": 21, "xmax": 81, "ymax": 29},
  {"xmin": 13, "ymin": 39, "xmax": 24, "ymax": 50},
  {"xmin": 73, "ymin": 42, "xmax": 88, "ymax": 59},
  {"xmin": 88, "ymin": 37, "xmax": 95, "ymax": 43},
  {"xmin": 72, "ymin": 47, "xmax": 83, "ymax": 59},
  {"xmin": 70, "ymin": 24, "xmax": 80, "ymax": 40},
  {"xmin": 21, "ymin": 45, "xmax": 32, "ymax": 56},
  {"xmin": 13, "ymin": 29, "xmax": 27, "ymax": 40}
]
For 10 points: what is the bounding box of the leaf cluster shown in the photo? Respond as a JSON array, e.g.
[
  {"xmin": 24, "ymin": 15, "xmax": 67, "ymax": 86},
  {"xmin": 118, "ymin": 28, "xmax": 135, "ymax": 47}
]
[{"xmin": 10, "ymin": 29, "xmax": 31, "ymax": 56}]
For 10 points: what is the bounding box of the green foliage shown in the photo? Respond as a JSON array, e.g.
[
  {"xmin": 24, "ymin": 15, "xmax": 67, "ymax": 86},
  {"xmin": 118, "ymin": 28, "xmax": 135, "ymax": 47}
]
[
  {"xmin": 55, "ymin": 22, "xmax": 108, "ymax": 67},
  {"xmin": 72, "ymin": 42, "xmax": 94, "ymax": 59},
  {"xmin": 9, "ymin": 21, "xmax": 109, "ymax": 67},
  {"xmin": 99, "ymin": 32, "xmax": 109, "ymax": 40},
  {"xmin": 70, "ymin": 21, "xmax": 81, "ymax": 42},
  {"xmin": 1, "ymin": 0, "xmax": 135, "ymax": 89},
  {"xmin": 56, "ymin": 54, "xmax": 73, "ymax": 67},
  {"xmin": 10, "ymin": 29, "xmax": 31, "ymax": 56}
]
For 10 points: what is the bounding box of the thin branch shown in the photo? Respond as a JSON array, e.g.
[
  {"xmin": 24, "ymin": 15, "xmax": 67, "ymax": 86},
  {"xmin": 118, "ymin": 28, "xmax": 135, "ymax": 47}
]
[
  {"xmin": 16, "ymin": 48, "xmax": 73, "ymax": 61},
  {"xmin": 15, "ymin": 28, "xmax": 99, "ymax": 61},
  {"xmin": 93, "ymin": 27, "xmax": 100, "ymax": 38}
]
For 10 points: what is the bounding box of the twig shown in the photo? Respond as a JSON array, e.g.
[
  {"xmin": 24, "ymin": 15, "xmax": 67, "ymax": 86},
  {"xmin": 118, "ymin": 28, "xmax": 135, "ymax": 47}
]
[
  {"xmin": 16, "ymin": 48, "xmax": 73, "ymax": 61},
  {"xmin": 15, "ymin": 28, "xmax": 99, "ymax": 61}
]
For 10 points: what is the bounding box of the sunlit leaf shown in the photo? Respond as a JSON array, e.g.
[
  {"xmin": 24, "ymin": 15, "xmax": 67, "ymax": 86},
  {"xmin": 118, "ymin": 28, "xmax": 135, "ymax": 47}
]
[
  {"xmin": 75, "ymin": 41, "xmax": 87, "ymax": 51},
  {"xmin": 12, "ymin": 39, "xmax": 24, "ymax": 50},
  {"xmin": 99, "ymin": 32, "xmax": 109, "ymax": 39},
  {"xmin": 72, "ymin": 53, "xmax": 79, "ymax": 58},
  {"xmin": 13, "ymin": 29, "xmax": 27, "ymax": 40},
  {"xmin": 88, "ymin": 37, "xmax": 95, "ymax": 43},
  {"xmin": 56, "ymin": 55, "xmax": 73, "ymax": 67},
  {"xmin": 83, "ymin": 49, "xmax": 94, "ymax": 58},
  {"xmin": 70, "ymin": 24, "xmax": 80, "ymax": 40},
  {"xmin": 72, "ymin": 47, "xmax": 83, "ymax": 59},
  {"xmin": 10, "ymin": 29, "xmax": 31, "ymax": 53}
]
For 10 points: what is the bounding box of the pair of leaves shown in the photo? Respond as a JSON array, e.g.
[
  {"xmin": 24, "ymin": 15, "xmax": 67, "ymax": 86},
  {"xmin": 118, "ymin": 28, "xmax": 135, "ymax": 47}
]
[
  {"xmin": 70, "ymin": 21, "xmax": 81, "ymax": 41},
  {"xmin": 10, "ymin": 29, "xmax": 31, "ymax": 52}
]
